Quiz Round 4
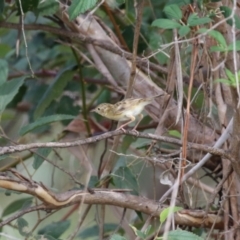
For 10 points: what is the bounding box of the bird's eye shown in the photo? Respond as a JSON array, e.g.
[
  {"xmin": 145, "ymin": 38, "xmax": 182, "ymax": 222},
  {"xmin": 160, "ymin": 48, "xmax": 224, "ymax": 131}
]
[{"xmin": 98, "ymin": 108, "xmax": 100, "ymax": 110}]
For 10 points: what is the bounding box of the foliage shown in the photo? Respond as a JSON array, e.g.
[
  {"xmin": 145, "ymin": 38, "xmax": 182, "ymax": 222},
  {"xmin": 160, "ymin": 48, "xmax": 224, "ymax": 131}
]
[
  {"xmin": 215, "ymin": 68, "xmax": 240, "ymax": 86},
  {"xmin": 68, "ymin": 0, "xmax": 98, "ymax": 20},
  {"xmin": 152, "ymin": 4, "xmax": 212, "ymax": 36},
  {"xmin": 0, "ymin": 0, "xmax": 238, "ymax": 239}
]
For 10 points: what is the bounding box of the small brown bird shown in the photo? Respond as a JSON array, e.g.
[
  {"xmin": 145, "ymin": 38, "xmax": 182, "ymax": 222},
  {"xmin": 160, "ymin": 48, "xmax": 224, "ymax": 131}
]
[{"xmin": 91, "ymin": 94, "xmax": 163, "ymax": 131}]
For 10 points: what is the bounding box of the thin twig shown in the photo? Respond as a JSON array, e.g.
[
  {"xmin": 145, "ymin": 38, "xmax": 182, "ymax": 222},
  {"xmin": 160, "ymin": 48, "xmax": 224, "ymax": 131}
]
[
  {"xmin": 126, "ymin": 0, "xmax": 145, "ymax": 98},
  {"xmin": 17, "ymin": 0, "xmax": 34, "ymax": 77},
  {"xmin": 72, "ymin": 48, "xmax": 91, "ymax": 135},
  {"xmin": 68, "ymin": 205, "xmax": 92, "ymax": 240},
  {"xmin": 181, "ymin": 40, "xmax": 198, "ymax": 180}
]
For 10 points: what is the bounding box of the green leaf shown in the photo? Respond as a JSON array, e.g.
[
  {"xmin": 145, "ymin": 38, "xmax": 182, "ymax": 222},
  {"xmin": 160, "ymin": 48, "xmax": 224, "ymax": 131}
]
[
  {"xmin": 225, "ymin": 68, "xmax": 235, "ymax": 82},
  {"xmin": 17, "ymin": 218, "xmax": 30, "ymax": 237},
  {"xmin": 112, "ymin": 166, "xmax": 139, "ymax": 195},
  {"xmin": 121, "ymin": 135, "xmax": 137, "ymax": 153},
  {"xmin": 0, "ymin": 44, "xmax": 11, "ymax": 58},
  {"xmin": 2, "ymin": 197, "xmax": 32, "ymax": 217},
  {"xmin": 198, "ymin": 28, "xmax": 227, "ymax": 47},
  {"xmin": 160, "ymin": 206, "xmax": 183, "ymax": 224},
  {"xmin": 190, "ymin": 17, "xmax": 211, "ymax": 26},
  {"xmin": 35, "ymin": 235, "xmax": 58, "ymax": 240},
  {"xmin": 34, "ymin": 69, "xmax": 74, "ymax": 119},
  {"xmin": 187, "ymin": 13, "xmax": 211, "ymax": 26},
  {"xmin": 166, "ymin": 229, "xmax": 204, "ymax": 240},
  {"xmin": 22, "ymin": 198, "xmax": 33, "ymax": 209},
  {"xmin": 97, "ymin": 88, "xmax": 111, "ymax": 105},
  {"xmin": 152, "ymin": 19, "xmax": 182, "ymax": 29},
  {"xmin": 17, "ymin": 0, "xmax": 39, "ymax": 13},
  {"xmin": 210, "ymin": 46, "xmax": 227, "ymax": 52},
  {"xmin": 187, "ymin": 13, "xmax": 198, "ymax": 25},
  {"xmin": 145, "ymin": 225, "xmax": 152, "ymax": 236},
  {"xmin": 33, "ymin": 147, "xmax": 52, "ymax": 169},
  {"xmin": 135, "ymin": 210, "xmax": 144, "ymax": 221},
  {"xmin": 220, "ymin": 6, "xmax": 232, "ymax": 23},
  {"xmin": 166, "ymin": 0, "xmax": 191, "ymax": 6},
  {"xmin": 19, "ymin": 114, "xmax": 75, "ymax": 135},
  {"xmin": 68, "ymin": 0, "xmax": 98, "ymax": 20},
  {"xmin": 78, "ymin": 224, "xmax": 118, "ymax": 238},
  {"xmin": 0, "ymin": 154, "xmax": 9, "ymax": 161},
  {"xmin": 168, "ymin": 130, "xmax": 181, "ymax": 138},
  {"xmin": 130, "ymin": 224, "xmax": 152, "ymax": 239},
  {"xmin": 196, "ymin": 0, "xmax": 203, "ymax": 9},
  {"xmin": 220, "ymin": 6, "xmax": 240, "ymax": 29},
  {"xmin": 0, "ymin": 59, "xmax": 8, "ymax": 85},
  {"xmin": 214, "ymin": 78, "xmax": 232, "ymax": 85},
  {"xmin": 192, "ymin": 228, "xmax": 204, "ymax": 237},
  {"xmin": 38, "ymin": 220, "xmax": 70, "ymax": 238},
  {"xmin": 0, "ymin": 0, "xmax": 4, "ymax": 15},
  {"xmin": 227, "ymin": 41, "xmax": 240, "ymax": 51},
  {"xmin": 110, "ymin": 235, "xmax": 126, "ymax": 240},
  {"xmin": 163, "ymin": 4, "xmax": 182, "ymax": 21},
  {"xmin": 37, "ymin": 0, "xmax": 59, "ymax": 15},
  {"xmin": 0, "ymin": 77, "xmax": 25, "ymax": 113},
  {"xmin": 130, "ymin": 225, "xmax": 146, "ymax": 239},
  {"xmin": 149, "ymin": 31, "xmax": 169, "ymax": 64},
  {"xmin": 178, "ymin": 25, "xmax": 190, "ymax": 37}
]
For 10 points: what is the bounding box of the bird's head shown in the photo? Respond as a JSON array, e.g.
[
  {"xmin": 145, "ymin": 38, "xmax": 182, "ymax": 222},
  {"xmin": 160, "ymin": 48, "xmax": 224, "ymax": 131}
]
[{"xmin": 90, "ymin": 103, "xmax": 112, "ymax": 116}]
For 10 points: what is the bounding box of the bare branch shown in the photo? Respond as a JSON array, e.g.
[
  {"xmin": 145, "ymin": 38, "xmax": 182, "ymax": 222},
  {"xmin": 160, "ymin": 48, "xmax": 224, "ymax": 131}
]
[
  {"xmin": 0, "ymin": 173, "xmax": 224, "ymax": 229},
  {"xmin": 0, "ymin": 130, "xmax": 231, "ymax": 160}
]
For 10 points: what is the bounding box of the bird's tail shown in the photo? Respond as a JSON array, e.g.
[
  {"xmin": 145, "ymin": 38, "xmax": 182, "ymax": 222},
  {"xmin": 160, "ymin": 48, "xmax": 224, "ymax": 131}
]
[{"xmin": 147, "ymin": 93, "xmax": 165, "ymax": 101}]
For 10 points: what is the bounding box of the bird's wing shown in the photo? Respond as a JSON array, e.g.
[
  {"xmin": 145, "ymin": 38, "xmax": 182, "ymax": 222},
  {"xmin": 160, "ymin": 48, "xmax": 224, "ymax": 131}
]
[{"xmin": 114, "ymin": 100, "xmax": 128, "ymax": 113}]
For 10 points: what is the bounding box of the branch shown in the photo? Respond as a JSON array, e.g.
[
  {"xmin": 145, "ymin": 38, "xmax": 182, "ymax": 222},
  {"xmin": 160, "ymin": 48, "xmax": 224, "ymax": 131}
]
[
  {"xmin": 0, "ymin": 130, "xmax": 231, "ymax": 159},
  {"xmin": 0, "ymin": 173, "xmax": 224, "ymax": 229}
]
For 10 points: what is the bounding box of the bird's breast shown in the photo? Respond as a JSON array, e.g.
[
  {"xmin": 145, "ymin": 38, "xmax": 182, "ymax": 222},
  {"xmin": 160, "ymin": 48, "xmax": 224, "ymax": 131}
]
[{"xmin": 125, "ymin": 105, "xmax": 145, "ymax": 117}]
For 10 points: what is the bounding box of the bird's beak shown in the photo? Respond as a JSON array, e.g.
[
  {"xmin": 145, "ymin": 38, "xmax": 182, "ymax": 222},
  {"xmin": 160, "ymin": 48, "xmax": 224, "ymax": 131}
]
[{"xmin": 90, "ymin": 108, "xmax": 95, "ymax": 112}]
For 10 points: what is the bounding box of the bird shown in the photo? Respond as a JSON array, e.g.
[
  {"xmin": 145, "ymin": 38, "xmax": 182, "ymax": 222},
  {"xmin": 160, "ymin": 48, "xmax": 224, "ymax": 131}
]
[{"xmin": 91, "ymin": 93, "xmax": 164, "ymax": 132}]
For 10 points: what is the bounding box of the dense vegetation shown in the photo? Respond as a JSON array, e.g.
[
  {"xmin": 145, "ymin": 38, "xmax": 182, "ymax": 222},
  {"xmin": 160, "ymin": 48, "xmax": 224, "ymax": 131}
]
[{"xmin": 0, "ymin": 0, "xmax": 239, "ymax": 239}]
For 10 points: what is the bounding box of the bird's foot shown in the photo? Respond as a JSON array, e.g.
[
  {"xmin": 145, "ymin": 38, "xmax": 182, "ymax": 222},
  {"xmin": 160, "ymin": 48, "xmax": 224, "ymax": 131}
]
[
  {"xmin": 116, "ymin": 127, "xmax": 126, "ymax": 133},
  {"xmin": 131, "ymin": 128, "xmax": 139, "ymax": 134}
]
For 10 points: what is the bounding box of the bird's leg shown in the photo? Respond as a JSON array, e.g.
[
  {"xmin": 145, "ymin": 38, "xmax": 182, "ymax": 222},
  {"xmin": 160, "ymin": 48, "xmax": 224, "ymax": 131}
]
[
  {"xmin": 116, "ymin": 115, "xmax": 135, "ymax": 132},
  {"xmin": 132, "ymin": 114, "xmax": 143, "ymax": 133}
]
